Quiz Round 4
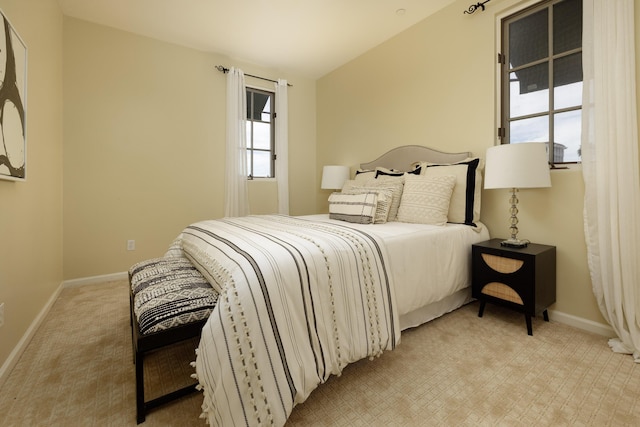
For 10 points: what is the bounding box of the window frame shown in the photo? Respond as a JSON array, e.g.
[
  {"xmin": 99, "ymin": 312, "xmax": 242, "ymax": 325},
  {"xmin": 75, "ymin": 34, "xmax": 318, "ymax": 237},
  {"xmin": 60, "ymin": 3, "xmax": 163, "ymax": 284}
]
[
  {"xmin": 498, "ymin": 0, "xmax": 583, "ymax": 166},
  {"xmin": 246, "ymin": 86, "xmax": 276, "ymax": 179}
]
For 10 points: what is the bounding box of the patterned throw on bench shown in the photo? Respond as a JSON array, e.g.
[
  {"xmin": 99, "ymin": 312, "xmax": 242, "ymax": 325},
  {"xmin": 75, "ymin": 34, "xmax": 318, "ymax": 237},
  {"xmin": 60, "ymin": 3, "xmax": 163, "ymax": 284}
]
[{"xmin": 129, "ymin": 257, "xmax": 219, "ymax": 335}]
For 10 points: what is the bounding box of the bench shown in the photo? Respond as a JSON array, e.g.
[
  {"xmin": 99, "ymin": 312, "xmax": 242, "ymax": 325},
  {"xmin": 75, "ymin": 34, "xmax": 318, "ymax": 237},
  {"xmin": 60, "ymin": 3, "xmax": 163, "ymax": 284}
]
[{"xmin": 129, "ymin": 257, "xmax": 219, "ymax": 424}]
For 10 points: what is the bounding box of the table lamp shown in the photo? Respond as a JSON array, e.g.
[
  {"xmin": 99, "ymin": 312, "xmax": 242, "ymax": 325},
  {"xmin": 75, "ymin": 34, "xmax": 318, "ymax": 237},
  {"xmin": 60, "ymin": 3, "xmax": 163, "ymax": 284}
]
[
  {"xmin": 321, "ymin": 165, "xmax": 350, "ymax": 190},
  {"xmin": 484, "ymin": 142, "xmax": 551, "ymax": 248}
]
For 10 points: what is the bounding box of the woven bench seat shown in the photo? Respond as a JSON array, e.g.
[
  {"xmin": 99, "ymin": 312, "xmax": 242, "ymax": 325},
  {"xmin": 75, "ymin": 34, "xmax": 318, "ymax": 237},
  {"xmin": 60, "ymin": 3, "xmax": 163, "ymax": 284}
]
[{"xmin": 129, "ymin": 257, "xmax": 218, "ymax": 424}]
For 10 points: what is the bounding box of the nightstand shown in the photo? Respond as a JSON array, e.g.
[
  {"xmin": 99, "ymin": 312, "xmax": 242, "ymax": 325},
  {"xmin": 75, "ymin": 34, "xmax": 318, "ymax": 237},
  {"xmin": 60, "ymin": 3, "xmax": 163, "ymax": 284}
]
[{"xmin": 472, "ymin": 239, "xmax": 556, "ymax": 335}]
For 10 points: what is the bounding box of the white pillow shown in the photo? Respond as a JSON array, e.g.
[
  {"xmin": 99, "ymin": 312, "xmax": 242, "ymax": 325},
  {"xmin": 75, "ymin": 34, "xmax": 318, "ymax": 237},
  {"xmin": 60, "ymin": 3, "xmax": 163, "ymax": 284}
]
[
  {"xmin": 328, "ymin": 192, "xmax": 377, "ymax": 224},
  {"xmin": 353, "ymin": 169, "xmax": 376, "ymax": 182},
  {"xmin": 419, "ymin": 158, "xmax": 482, "ymax": 226},
  {"xmin": 396, "ymin": 175, "xmax": 457, "ymax": 225}
]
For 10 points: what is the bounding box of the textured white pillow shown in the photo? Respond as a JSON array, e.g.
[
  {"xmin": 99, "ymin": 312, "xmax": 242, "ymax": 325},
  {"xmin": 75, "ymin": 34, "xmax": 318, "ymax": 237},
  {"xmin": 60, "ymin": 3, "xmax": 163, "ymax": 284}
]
[
  {"xmin": 328, "ymin": 192, "xmax": 377, "ymax": 224},
  {"xmin": 396, "ymin": 175, "xmax": 457, "ymax": 225}
]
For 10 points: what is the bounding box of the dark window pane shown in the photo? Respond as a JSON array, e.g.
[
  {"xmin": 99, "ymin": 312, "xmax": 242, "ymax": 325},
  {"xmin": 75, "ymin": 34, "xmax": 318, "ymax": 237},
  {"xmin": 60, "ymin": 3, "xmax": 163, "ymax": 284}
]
[
  {"xmin": 260, "ymin": 94, "xmax": 271, "ymax": 121},
  {"xmin": 250, "ymin": 92, "xmax": 270, "ymax": 121},
  {"xmin": 509, "ymin": 8, "xmax": 548, "ymax": 68},
  {"xmin": 554, "ymin": 0, "xmax": 582, "ymax": 54},
  {"xmin": 554, "ymin": 53, "xmax": 582, "ymax": 109}
]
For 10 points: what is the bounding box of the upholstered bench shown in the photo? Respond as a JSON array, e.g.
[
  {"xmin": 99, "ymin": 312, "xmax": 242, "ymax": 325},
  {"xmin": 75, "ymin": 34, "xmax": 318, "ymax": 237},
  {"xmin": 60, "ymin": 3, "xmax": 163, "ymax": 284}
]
[{"xmin": 129, "ymin": 257, "xmax": 218, "ymax": 424}]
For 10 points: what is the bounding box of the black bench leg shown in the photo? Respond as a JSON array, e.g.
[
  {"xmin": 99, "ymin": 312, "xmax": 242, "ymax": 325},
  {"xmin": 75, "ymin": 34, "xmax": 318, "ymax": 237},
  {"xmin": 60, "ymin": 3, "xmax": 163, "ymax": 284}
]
[
  {"xmin": 525, "ymin": 314, "xmax": 533, "ymax": 336},
  {"xmin": 136, "ymin": 350, "xmax": 145, "ymax": 424}
]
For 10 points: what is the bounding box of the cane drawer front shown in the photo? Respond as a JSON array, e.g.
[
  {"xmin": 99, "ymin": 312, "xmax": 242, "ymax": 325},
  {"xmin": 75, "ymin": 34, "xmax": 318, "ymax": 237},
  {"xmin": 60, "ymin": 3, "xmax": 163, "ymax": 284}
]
[{"xmin": 472, "ymin": 239, "xmax": 556, "ymax": 316}]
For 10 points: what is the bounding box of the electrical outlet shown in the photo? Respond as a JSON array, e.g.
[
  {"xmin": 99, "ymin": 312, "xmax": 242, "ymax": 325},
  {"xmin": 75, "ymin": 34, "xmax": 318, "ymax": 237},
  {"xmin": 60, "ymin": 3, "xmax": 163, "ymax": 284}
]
[
  {"xmin": 127, "ymin": 240, "xmax": 135, "ymax": 251},
  {"xmin": 0, "ymin": 303, "xmax": 5, "ymax": 328}
]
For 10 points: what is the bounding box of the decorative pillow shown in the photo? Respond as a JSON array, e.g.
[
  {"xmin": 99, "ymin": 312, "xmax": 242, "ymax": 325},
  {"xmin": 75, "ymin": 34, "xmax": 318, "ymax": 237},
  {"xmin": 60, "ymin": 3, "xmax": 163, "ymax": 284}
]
[
  {"xmin": 343, "ymin": 187, "xmax": 394, "ymax": 223},
  {"xmin": 354, "ymin": 169, "xmax": 376, "ymax": 182},
  {"xmin": 343, "ymin": 178, "xmax": 404, "ymax": 222},
  {"xmin": 375, "ymin": 167, "xmax": 421, "ymax": 178},
  {"xmin": 420, "ymin": 158, "xmax": 482, "ymax": 226},
  {"xmin": 396, "ymin": 175, "xmax": 457, "ymax": 225},
  {"xmin": 328, "ymin": 192, "xmax": 377, "ymax": 224}
]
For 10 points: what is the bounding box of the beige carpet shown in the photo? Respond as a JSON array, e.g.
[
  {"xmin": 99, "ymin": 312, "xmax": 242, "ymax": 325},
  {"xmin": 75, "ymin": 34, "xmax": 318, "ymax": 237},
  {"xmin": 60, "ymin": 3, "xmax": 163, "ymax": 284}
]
[{"xmin": 1, "ymin": 279, "xmax": 639, "ymax": 426}]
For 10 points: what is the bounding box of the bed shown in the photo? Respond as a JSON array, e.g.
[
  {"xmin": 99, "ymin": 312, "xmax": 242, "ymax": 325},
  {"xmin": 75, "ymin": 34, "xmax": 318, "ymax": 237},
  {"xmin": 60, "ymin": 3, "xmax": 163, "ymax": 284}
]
[{"xmin": 168, "ymin": 145, "xmax": 490, "ymax": 426}]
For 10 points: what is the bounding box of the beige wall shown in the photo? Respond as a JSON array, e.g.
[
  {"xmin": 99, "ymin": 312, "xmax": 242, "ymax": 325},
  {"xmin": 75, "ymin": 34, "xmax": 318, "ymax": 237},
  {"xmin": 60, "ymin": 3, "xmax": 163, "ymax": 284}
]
[
  {"xmin": 3, "ymin": 0, "xmax": 639, "ymax": 379},
  {"xmin": 0, "ymin": 0, "xmax": 63, "ymax": 370},
  {"xmin": 317, "ymin": 0, "xmax": 640, "ymax": 326},
  {"xmin": 63, "ymin": 18, "xmax": 317, "ymax": 279}
]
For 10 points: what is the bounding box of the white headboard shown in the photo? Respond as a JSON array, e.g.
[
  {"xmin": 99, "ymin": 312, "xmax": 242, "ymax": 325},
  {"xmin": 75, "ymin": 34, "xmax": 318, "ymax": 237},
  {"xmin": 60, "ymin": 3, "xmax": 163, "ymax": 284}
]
[{"xmin": 360, "ymin": 145, "xmax": 471, "ymax": 171}]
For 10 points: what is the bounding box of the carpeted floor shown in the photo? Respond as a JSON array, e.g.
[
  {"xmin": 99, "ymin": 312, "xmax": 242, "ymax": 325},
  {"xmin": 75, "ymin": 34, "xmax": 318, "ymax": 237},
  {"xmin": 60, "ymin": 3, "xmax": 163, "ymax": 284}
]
[{"xmin": 0, "ymin": 279, "xmax": 639, "ymax": 426}]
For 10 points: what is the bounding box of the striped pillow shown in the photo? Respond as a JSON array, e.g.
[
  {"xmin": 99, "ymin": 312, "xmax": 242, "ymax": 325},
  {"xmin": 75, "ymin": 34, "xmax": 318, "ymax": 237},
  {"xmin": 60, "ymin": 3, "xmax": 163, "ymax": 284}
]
[
  {"xmin": 342, "ymin": 187, "xmax": 393, "ymax": 223},
  {"xmin": 328, "ymin": 192, "xmax": 377, "ymax": 224},
  {"xmin": 342, "ymin": 178, "xmax": 404, "ymax": 222}
]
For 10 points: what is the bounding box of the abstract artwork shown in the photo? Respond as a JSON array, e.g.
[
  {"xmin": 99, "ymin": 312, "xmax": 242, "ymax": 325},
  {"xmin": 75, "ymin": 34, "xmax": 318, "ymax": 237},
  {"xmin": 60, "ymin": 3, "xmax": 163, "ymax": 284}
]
[{"xmin": 0, "ymin": 9, "xmax": 26, "ymax": 181}]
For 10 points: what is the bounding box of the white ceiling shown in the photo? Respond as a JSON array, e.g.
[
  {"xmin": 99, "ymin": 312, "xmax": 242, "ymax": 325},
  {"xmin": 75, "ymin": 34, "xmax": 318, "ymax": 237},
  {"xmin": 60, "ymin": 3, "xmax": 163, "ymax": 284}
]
[{"xmin": 58, "ymin": 0, "xmax": 456, "ymax": 79}]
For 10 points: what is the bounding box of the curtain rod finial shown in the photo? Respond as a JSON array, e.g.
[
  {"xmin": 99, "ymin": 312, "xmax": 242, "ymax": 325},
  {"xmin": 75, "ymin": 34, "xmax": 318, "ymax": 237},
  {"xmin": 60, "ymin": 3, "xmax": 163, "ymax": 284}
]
[
  {"xmin": 215, "ymin": 65, "xmax": 229, "ymax": 73},
  {"xmin": 464, "ymin": 0, "xmax": 491, "ymax": 14}
]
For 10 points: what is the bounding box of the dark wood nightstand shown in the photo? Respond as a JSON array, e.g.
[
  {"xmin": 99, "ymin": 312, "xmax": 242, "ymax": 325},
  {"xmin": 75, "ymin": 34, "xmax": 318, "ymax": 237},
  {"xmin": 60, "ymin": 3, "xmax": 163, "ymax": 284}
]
[{"xmin": 472, "ymin": 239, "xmax": 556, "ymax": 335}]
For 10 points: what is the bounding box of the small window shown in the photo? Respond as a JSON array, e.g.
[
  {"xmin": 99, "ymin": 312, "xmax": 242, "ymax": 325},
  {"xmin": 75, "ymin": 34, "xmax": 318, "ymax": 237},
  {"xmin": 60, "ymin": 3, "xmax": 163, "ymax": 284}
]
[
  {"xmin": 500, "ymin": 0, "xmax": 583, "ymax": 165},
  {"xmin": 246, "ymin": 87, "xmax": 275, "ymax": 178}
]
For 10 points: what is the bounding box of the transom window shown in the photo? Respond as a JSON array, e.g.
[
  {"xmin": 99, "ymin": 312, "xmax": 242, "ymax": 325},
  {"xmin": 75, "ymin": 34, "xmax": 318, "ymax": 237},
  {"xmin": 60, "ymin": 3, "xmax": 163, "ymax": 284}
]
[
  {"xmin": 246, "ymin": 87, "xmax": 275, "ymax": 178},
  {"xmin": 500, "ymin": 0, "xmax": 583, "ymax": 165}
]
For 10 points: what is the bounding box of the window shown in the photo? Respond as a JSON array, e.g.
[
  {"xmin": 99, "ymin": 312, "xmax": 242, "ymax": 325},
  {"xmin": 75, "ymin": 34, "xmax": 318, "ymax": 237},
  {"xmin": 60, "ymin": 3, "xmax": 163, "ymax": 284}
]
[
  {"xmin": 246, "ymin": 87, "xmax": 275, "ymax": 178},
  {"xmin": 500, "ymin": 0, "xmax": 583, "ymax": 165}
]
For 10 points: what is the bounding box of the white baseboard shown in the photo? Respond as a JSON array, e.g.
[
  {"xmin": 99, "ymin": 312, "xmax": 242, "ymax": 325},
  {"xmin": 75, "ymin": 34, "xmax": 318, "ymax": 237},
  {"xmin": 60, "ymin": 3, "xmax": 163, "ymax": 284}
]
[
  {"xmin": 548, "ymin": 309, "xmax": 615, "ymax": 337},
  {"xmin": 0, "ymin": 281, "xmax": 64, "ymax": 388},
  {"xmin": 0, "ymin": 272, "xmax": 128, "ymax": 388},
  {"xmin": 62, "ymin": 271, "xmax": 128, "ymax": 288}
]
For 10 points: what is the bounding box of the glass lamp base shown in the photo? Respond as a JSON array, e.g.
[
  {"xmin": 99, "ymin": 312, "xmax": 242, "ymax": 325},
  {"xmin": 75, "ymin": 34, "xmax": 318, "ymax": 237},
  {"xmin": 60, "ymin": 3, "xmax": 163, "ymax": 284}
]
[{"xmin": 500, "ymin": 238, "xmax": 529, "ymax": 248}]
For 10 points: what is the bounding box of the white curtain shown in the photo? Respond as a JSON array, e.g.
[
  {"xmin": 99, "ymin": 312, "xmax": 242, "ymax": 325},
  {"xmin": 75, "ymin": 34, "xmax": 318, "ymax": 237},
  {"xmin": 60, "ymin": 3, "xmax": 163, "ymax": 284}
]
[
  {"xmin": 224, "ymin": 67, "xmax": 250, "ymax": 217},
  {"xmin": 582, "ymin": 0, "xmax": 640, "ymax": 362},
  {"xmin": 275, "ymin": 79, "xmax": 289, "ymax": 215}
]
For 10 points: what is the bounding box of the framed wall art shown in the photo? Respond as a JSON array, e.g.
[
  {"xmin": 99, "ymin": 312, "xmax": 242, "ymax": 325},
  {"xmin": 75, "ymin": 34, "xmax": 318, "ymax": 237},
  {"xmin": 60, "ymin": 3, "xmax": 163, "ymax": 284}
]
[{"xmin": 0, "ymin": 9, "xmax": 26, "ymax": 181}]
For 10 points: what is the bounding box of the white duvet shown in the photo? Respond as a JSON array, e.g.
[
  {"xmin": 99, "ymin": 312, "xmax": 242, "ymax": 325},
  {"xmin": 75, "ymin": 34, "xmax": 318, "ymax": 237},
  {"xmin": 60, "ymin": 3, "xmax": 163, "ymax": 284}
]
[
  {"xmin": 171, "ymin": 214, "xmax": 488, "ymax": 426},
  {"xmin": 172, "ymin": 215, "xmax": 399, "ymax": 426},
  {"xmin": 303, "ymin": 215, "xmax": 490, "ymax": 321}
]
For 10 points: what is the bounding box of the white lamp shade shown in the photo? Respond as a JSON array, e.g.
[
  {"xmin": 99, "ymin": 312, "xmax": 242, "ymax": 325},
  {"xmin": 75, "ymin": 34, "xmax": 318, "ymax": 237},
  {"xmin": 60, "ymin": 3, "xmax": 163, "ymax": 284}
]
[
  {"xmin": 321, "ymin": 165, "xmax": 350, "ymax": 190},
  {"xmin": 484, "ymin": 143, "xmax": 551, "ymax": 189}
]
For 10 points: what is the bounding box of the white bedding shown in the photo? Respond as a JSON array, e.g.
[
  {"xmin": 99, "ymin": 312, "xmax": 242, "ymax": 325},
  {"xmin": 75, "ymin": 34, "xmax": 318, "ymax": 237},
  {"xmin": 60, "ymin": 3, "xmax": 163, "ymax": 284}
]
[
  {"xmin": 302, "ymin": 215, "xmax": 490, "ymax": 328},
  {"xmin": 174, "ymin": 215, "xmax": 399, "ymax": 426},
  {"xmin": 172, "ymin": 214, "xmax": 489, "ymax": 426}
]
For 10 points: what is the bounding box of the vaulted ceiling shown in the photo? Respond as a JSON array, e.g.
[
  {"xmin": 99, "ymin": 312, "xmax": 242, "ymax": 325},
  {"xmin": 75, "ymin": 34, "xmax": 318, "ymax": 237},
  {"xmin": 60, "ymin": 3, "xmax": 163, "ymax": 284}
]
[{"xmin": 58, "ymin": 0, "xmax": 456, "ymax": 79}]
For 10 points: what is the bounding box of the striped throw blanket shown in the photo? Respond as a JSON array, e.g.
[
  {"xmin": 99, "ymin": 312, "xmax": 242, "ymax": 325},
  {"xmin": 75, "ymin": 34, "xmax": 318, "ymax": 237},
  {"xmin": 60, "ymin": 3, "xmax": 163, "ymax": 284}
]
[{"xmin": 172, "ymin": 215, "xmax": 399, "ymax": 426}]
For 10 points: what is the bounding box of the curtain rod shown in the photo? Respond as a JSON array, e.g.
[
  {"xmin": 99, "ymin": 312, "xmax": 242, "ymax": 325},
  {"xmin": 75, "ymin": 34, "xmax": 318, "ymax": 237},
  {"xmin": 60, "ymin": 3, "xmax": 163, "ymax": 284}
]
[{"xmin": 215, "ymin": 65, "xmax": 292, "ymax": 87}]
